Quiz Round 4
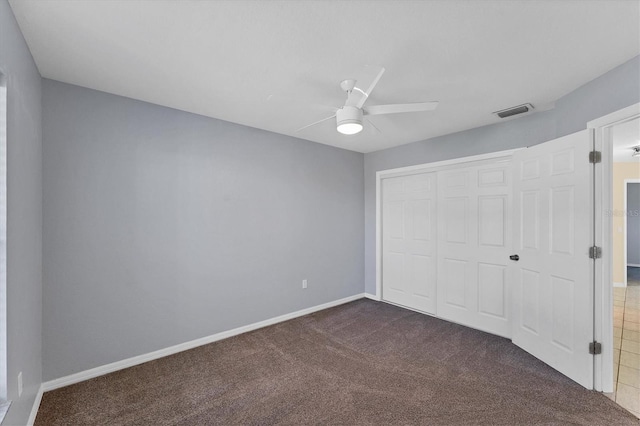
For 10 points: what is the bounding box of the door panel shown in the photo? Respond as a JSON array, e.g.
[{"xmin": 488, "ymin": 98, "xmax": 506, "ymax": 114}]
[
  {"xmin": 443, "ymin": 258, "xmax": 467, "ymax": 308},
  {"xmin": 478, "ymin": 262, "xmax": 507, "ymax": 319},
  {"xmin": 445, "ymin": 197, "xmax": 468, "ymax": 243},
  {"xmin": 437, "ymin": 162, "xmax": 512, "ymax": 337},
  {"xmin": 479, "ymin": 195, "xmax": 506, "ymax": 247},
  {"xmin": 521, "ymin": 191, "xmax": 540, "ymax": 249},
  {"xmin": 382, "ymin": 173, "xmax": 437, "ymax": 314},
  {"xmin": 511, "ymin": 129, "xmax": 592, "ymax": 389},
  {"xmin": 521, "ymin": 269, "xmax": 541, "ymax": 334}
]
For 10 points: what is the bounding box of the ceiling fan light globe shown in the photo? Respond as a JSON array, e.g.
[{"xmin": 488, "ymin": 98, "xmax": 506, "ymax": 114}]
[
  {"xmin": 336, "ymin": 106, "xmax": 363, "ymax": 135},
  {"xmin": 337, "ymin": 122, "xmax": 363, "ymax": 135}
]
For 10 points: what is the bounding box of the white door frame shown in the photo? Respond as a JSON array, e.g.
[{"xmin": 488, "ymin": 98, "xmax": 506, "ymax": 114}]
[
  {"xmin": 624, "ymin": 179, "xmax": 640, "ymax": 286},
  {"xmin": 374, "ymin": 149, "xmax": 520, "ymax": 301},
  {"xmin": 588, "ymin": 102, "xmax": 640, "ymax": 392}
]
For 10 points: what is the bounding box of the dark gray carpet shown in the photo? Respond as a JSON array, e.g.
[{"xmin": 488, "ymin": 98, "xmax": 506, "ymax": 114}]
[{"xmin": 35, "ymin": 299, "xmax": 638, "ymax": 425}]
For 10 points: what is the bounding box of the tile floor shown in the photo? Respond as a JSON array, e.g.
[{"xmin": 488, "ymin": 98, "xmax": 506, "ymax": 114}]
[{"xmin": 610, "ymin": 267, "xmax": 640, "ymax": 417}]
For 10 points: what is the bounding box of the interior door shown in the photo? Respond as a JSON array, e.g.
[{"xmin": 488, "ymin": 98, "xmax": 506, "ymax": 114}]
[
  {"xmin": 436, "ymin": 161, "xmax": 512, "ymax": 337},
  {"xmin": 511, "ymin": 129, "xmax": 593, "ymax": 388},
  {"xmin": 382, "ymin": 172, "xmax": 437, "ymax": 314}
]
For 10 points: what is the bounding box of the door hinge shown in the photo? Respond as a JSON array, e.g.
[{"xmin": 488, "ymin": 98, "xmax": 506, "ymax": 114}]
[
  {"xmin": 589, "ymin": 246, "xmax": 602, "ymax": 259},
  {"xmin": 589, "ymin": 341, "xmax": 602, "ymax": 355},
  {"xmin": 589, "ymin": 150, "xmax": 602, "ymax": 164}
]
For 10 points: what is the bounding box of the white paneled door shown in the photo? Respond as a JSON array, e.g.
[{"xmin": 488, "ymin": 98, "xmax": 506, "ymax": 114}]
[
  {"xmin": 436, "ymin": 162, "xmax": 512, "ymax": 337},
  {"xmin": 382, "ymin": 173, "xmax": 437, "ymax": 314},
  {"xmin": 511, "ymin": 129, "xmax": 593, "ymax": 388}
]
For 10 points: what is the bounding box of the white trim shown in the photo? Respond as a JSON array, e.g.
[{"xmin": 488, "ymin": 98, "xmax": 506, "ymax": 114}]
[
  {"xmin": 42, "ymin": 294, "xmax": 364, "ymax": 392},
  {"xmin": 364, "ymin": 292, "xmax": 380, "ymax": 301},
  {"xmin": 0, "ymin": 400, "xmax": 9, "ymax": 425},
  {"xmin": 0, "ymin": 78, "xmax": 7, "ymax": 401},
  {"xmin": 374, "ymin": 149, "xmax": 521, "ymax": 300},
  {"xmin": 628, "ymin": 264, "xmax": 640, "ymax": 268},
  {"xmin": 613, "ymin": 282, "xmax": 627, "ymax": 288},
  {"xmin": 624, "ymin": 179, "xmax": 640, "ymax": 287},
  {"xmin": 27, "ymin": 385, "xmax": 44, "ymax": 426},
  {"xmin": 375, "ymin": 170, "xmax": 382, "ymax": 300},
  {"xmin": 376, "ymin": 149, "xmax": 519, "ymax": 180},
  {"xmin": 589, "ymin": 102, "xmax": 640, "ymax": 393}
]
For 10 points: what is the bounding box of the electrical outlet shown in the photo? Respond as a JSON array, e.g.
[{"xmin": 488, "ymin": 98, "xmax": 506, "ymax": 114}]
[
  {"xmin": 17, "ymin": 372, "xmax": 22, "ymax": 397},
  {"xmin": 302, "ymin": 279, "xmax": 307, "ymax": 289}
]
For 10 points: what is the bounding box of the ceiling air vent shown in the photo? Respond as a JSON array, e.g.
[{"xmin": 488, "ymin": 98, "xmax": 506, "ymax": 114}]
[{"xmin": 493, "ymin": 103, "xmax": 534, "ymax": 119}]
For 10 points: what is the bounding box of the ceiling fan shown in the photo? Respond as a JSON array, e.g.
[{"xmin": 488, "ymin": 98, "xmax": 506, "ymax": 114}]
[{"xmin": 297, "ymin": 67, "xmax": 439, "ymax": 135}]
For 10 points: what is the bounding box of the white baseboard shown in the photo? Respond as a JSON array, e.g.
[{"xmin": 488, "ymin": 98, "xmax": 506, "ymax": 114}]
[
  {"xmin": 27, "ymin": 385, "xmax": 44, "ymax": 426},
  {"xmin": 614, "ymin": 282, "xmax": 627, "ymax": 288},
  {"xmin": 364, "ymin": 292, "xmax": 380, "ymax": 301},
  {"xmin": 0, "ymin": 400, "xmax": 10, "ymax": 425},
  {"xmin": 41, "ymin": 293, "xmax": 365, "ymax": 393},
  {"xmin": 628, "ymin": 264, "xmax": 640, "ymax": 268}
]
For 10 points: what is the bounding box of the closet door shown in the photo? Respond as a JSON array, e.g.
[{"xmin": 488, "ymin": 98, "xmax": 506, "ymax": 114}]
[
  {"xmin": 436, "ymin": 162, "xmax": 512, "ymax": 337},
  {"xmin": 382, "ymin": 173, "xmax": 437, "ymax": 314},
  {"xmin": 511, "ymin": 130, "xmax": 593, "ymax": 388}
]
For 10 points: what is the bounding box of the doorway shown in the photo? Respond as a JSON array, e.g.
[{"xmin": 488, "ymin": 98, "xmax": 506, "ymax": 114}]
[
  {"xmin": 625, "ymin": 182, "xmax": 640, "ymax": 286},
  {"xmin": 611, "ymin": 176, "xmax": 640, "ymax": 412},
  {"xmin": 594, "ymin": 111, "xmax": 640, "ymax": 414}
]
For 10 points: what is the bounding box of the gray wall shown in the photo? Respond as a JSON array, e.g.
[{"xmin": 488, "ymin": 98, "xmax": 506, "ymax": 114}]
[
  {"xmin": 0, "ymin": 0, "xmax": 43, "ymax": 424},
  {"xmin": 364, "ymin": 55, "xmax": 640, "ymax": 294},
  {"xmin": 629, "ymin": 183, "xmax": 640, "ymax": 267},
  {"xmin": 42, "ymin": 80, "xmax": 364, "ymax": 381}
]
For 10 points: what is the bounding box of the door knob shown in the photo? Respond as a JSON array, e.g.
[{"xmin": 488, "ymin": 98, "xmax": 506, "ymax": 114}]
[{"xmin": 509, "ymin": 254, "xmax": 520, "ymax": 261}]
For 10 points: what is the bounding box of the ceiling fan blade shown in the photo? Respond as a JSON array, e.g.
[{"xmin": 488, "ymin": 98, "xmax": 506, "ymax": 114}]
[
  {"xmin": 356, "ymin": 67, "xmax": 385, "ymax": 109},
  {"xmin": 267, "ymin": 94, "xmax": 336, "ymax": 114},
  {"xmin": 295, "ymin": 114, "xmax": 336, "ymax": 132},
  {"xmin": 364, "ymin": 101, "xmax": 439, "ymax": 116}
]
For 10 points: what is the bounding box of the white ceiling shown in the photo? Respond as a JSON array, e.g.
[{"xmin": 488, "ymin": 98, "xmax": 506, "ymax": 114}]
[
  {"xmin": 9, "ymin": 0, "xmax": 640, "ymax": 153},
  {"xmin": 613, "ymin": 117, "xmax": 640, "ymax": 163}
]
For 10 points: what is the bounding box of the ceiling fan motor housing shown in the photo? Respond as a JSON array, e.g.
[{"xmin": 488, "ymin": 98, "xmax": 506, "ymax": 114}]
[{"xmin": 336, "ymin": 106, "xmax": 363, "ymax": 134}]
